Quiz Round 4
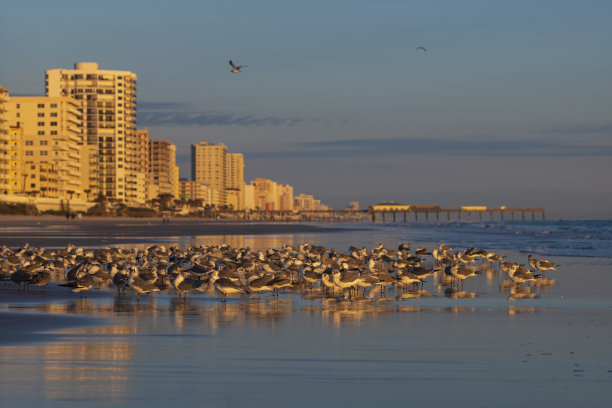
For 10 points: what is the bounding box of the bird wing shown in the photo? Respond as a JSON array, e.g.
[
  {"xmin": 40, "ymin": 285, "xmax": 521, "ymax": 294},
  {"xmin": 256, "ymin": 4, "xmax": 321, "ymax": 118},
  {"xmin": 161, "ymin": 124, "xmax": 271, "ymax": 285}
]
[{"xmin": 229, "ymin": 60, "xmax": 236, "ymax": 68}]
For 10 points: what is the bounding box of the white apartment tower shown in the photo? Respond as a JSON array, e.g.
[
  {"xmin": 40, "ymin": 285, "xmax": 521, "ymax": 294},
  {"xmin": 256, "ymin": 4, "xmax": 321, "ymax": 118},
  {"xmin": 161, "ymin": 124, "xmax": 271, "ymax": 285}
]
[{"xmin": 45, "ymin": 62, "xmax": 138, "ymax": 204}]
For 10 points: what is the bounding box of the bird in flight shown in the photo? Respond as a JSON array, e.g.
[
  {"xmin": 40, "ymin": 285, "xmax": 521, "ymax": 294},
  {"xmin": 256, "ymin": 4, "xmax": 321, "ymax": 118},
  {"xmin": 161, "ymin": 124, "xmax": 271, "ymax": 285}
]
[
  {"xmin": 415, "ymin": 46, "xmax": 427, "ymax": 52},
  {"xmin": 229, "ymin": 60, "xmax": 247, "ymax": 73}
]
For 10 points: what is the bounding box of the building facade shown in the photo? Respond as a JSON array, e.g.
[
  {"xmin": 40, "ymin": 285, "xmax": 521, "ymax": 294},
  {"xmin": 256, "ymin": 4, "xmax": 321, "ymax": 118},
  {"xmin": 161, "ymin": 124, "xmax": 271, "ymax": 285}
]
[
  {"xmin": 179, "ymin": 179, "xmax": 211, "ymax": 204},
  {"xmin": 245, "ymin": 178, "xmax": 294, "ymax": 211},
  {"xmin": 294, "ymin": 193, "xmax": 330, "ymax": 211},
  {"xmin": 226, "ymin": 153, "xmax": 244, "ymax": 210},
  {"xmin": 148, "ymin": 140, "xmax": 178, "ymax": 201},
  {"xmin": 6, "ymin": 96, "xmax": 84, "ymax": 199},
  {"xmin": 191, "ymin": 142, "xmax": 244, "ymax": 209},
  {"xmin": 46, "ymin": 62, "xmax": 138, "ymax": 203},
  {"xmin": 0, "ymin": 84, "xmax": 11, "ymax": 194}
]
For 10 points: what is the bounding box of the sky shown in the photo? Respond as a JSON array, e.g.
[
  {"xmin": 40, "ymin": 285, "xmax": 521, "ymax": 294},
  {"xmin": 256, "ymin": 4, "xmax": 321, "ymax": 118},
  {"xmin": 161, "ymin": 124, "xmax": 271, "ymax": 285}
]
[{"xmin": 2, "ymin": 0, "xmax": 612, "ymax": 219}]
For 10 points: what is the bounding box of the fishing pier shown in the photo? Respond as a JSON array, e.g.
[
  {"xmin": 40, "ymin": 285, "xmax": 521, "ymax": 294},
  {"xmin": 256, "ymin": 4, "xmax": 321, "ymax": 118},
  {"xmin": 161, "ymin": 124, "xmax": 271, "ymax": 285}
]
[{"xmin": 369, "ymin": 204, "xmax": 545, "ymax": 222}]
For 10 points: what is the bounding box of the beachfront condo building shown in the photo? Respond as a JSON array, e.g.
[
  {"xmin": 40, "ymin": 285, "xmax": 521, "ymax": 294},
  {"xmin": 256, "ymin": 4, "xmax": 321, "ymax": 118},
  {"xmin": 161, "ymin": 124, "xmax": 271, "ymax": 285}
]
[
  {"xmin": 191, "ymin": 142, "xmax": 245, "ymax": 209},
  {"xmin": 45, "ymin": 62, "xmax": 140, "ymax": 204},
  {"xmin": 0, "ymin": 124, "xmax": 23, "ymax": 195},
  {"xmin": 148, "ymin": 140, "xmax": 178, "ymax": 201},
  {"xmin": 246, "ymin": 178, "xmax": 294, "ymax": 211},
  {"xmin": 0, "ymin": 84, "xmax": 12, "ymax": 194},
  {"xmin": 227, "ymin": 153, "xmax": 245, "ymax": 210},
  {"xmin": 6, "ymin": 96, "xmax": 85, "ymax": 199},
  {"xmin": 179, "ymin": 180, "xmax": 211, "ymax": 205},
  {"xmin": 294, "ymin": 193, "xmax": 330, "ymax": 211},
  {"xmin": 135, "ymin": 129, "xmax": 150, "ymax": 204}
]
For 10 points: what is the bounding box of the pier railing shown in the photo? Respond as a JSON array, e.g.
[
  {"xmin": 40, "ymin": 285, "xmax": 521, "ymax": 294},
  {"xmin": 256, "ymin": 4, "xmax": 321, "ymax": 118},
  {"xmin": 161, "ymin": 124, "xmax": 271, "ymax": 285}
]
[
  {"xmin": 369, "ymin": 207, "xmax": 545, "ymax": 222},
  {"xmin": 203, "ymin": 208, "xmax": 545, "ymax": 222}
]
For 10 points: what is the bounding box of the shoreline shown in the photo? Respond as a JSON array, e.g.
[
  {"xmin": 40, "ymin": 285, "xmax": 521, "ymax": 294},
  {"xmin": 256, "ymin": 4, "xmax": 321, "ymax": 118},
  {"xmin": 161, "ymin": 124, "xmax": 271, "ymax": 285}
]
[{"xmin": 0, "ymin": 215, "xmax": 360, "ymax": 248}]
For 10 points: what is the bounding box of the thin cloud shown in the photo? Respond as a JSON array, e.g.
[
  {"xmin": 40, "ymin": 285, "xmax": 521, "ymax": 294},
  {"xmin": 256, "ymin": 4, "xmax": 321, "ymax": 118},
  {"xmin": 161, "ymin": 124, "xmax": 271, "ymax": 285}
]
[
  {"xmin": 543, "ymin": 123, "xmax": 612, "ymax": 135},
  {"xmin": 245, "ymin": 137, "xmax": 612, "ymax": 159},
  {"xmin": 138, "ymin": 101, "xmax": 302, "ymax": 127}
]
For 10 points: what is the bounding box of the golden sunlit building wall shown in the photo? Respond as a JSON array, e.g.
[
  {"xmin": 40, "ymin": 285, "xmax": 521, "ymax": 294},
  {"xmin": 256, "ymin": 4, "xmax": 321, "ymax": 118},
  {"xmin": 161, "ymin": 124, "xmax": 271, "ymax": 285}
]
[
  {"xmin": 134, "ymin": 128, "xmax": 150, "ymax": 205},
  {"xmin": 4, "ymin": 126, "xmax": 23, "ymax": 194},
  {"xmin": 46, "ymin": 62, "xmax": 137, "ymax": 203},
  {"xmin": 191, "ymin": 142, "xmax": 228, "ymax": 207},
  {"xmin": 179, "ymin": 180, "xmax": 211, "ymax": 204},
  {"xmin": 227, "ymin": 153, "xmax": 244, "ymax": 210},
  {"xmin": 0, "ymin": 84, "xmax": 11, "ymax": 194},
  {"xmin": 246, "ymin": 178, "xmax": 293, "ymax": 211},
  {"xmin": 7, "ymin": 96, "xmax": 84, "ymax": 199},
  {"xmin": 191, "ymin": 142, "xmax": 245, "ymax": 209},
  {"xmin": 148, "ymin": 140, "xmax": 178, "ymax": 201},
  {"xmin": 294, "ymin": 193, "xmax": 330, "ymax": 211}
]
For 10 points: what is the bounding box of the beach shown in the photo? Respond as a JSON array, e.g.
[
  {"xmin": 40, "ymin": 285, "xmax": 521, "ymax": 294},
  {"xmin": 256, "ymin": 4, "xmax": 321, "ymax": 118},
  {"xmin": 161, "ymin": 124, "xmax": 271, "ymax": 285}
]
[{"xmin": 0, "ymin": 217, "xmax": 611, "ymax": 407}]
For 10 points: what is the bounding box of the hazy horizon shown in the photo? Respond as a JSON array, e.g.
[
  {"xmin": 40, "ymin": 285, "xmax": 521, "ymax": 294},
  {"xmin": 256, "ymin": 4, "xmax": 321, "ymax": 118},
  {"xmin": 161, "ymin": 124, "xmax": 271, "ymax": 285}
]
[{"xmin": 2, "ymin": 0, "xmax": 611, "ymax": 219}]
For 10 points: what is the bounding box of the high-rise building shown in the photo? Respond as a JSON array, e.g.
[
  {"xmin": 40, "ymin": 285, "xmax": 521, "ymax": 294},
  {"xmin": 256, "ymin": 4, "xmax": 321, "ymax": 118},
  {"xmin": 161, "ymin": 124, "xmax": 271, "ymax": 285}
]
[
  {"xmin": 245, "ymin": 178, "xmax": 293, "ymax": 211},
  {"xmin": 6, "ymin": 96, "xmax": 84, "ymax": 199},
  {"xmin": 148, "ymin": 140, "xmax": 178, "ymax": 201},
  {"xmin": 179, "ymin": 180, "xmax": 211, "ymax": 204},
  {"xmin": 134, "ymin": 129, "xmax": 150, "ymax": 204},
  {"xmin": 0, "ymin": 84, "xmax": 12, "ymax": 194},
  {"xmin": 191, "ymin": 142, "xmax": 238, "ymax": 208},
  {"xmin": 226, "ymin": 153, "xmax": 244, "ymax": 210},
  {"xmin": 294, "ymin": 193, "xmax": 330, "ymax": 211},
  {"xmin": 46, "ymin": 62, "xmax": 137, "ymax": 203},
  {"xmin": 0, "ymin": 125, "xmax": 23, "ymax": 195}
]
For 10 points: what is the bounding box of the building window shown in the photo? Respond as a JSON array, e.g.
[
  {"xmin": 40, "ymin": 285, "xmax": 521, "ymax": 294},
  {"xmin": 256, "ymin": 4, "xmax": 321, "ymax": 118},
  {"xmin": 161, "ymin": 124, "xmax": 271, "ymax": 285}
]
[
  {"xmin": 37, "ymin": 104, "xmax": 44, "ymax": 108},
  {"xmin": 38, "ymin": 113, "xmax": 45, "ymax": 117},
  {"xmin": 41, "ymin": 151, "xmax": 48, "ymax": 156},
  {"xmin": 38, "ymin": 122, "xmax": 44, "ymax": 126},
  {"xmin": 40, "ymin": 140, "xmax": 48, "ymax": 145},
  {"xmin": 50, "ymin": 122, "xmax": 57, "ymax": 126},
  {"xmin": 51, "ymin": 103, "xmax": 57, "ymax": 108},
  {"xmin": 50, "ymin": 131, "xmax": 57, "ymax": 135},
  {"xmin": 38, "ymin": 131, "xmax": 45, "ymax": 135},
  {"xmin": 51, "ymin": 112, "xmax": 57, "ymax": 117}
]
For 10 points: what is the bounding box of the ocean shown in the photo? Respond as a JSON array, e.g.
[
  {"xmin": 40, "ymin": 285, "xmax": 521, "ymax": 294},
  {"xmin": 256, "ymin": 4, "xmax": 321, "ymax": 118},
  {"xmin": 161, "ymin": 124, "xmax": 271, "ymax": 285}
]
[{"xmin": 0, "ymin": 219, "xmax": 611, "ymax": 408}]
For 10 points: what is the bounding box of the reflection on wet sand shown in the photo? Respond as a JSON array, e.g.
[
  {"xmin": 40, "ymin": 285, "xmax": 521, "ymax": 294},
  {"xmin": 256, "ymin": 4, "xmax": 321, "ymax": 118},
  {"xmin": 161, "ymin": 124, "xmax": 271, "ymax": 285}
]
[
  {"xmin": 0, "ymin": 324, "xmax": 133, "ymax": 404},
  {"xmin": 117, "ymin": 234, "xmax": 308, "ymax": 252}
]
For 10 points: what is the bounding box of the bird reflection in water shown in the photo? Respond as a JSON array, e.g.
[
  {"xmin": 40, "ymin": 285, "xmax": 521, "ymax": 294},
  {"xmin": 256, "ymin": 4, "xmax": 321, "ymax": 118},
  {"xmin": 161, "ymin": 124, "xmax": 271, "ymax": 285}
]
[{"xmin": 444, "ymin": 287, "xmax": 477, "ymax": 299}]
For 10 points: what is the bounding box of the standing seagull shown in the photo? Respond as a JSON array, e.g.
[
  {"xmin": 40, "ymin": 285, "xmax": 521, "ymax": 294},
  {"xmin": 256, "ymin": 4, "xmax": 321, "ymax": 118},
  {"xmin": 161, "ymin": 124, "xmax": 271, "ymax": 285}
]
[{"xmin": 229, "ymin": 60, "xmax": 247, "ymax": 73}]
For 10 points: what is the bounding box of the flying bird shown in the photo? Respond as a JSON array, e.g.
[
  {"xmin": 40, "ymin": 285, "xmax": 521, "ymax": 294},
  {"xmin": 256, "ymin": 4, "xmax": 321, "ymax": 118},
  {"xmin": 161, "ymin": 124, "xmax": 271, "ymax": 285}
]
[
  {"xmin": 229, "ymin": 60, "xmax": 247, "ymax": 73},
  {"xmin": 415, "ymin": 46, "xmax": 427, "ymax": 52}
]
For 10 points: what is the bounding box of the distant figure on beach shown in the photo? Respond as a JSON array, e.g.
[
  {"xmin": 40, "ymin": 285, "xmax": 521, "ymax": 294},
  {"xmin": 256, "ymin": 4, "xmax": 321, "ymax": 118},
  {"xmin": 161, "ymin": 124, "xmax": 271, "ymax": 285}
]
[
  {"xmin": 65, "ymin": 212, "xmax": 70, "ymax": 222},
  {"xmin": 77, "ymin": 213, "xmax": 82, "ymax": 222}
]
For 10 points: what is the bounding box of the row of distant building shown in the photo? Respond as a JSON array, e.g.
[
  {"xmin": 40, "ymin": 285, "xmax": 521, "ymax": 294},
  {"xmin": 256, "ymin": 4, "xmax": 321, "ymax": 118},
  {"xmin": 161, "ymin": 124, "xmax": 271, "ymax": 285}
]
[{"xmin": 0, "ymin": 62, "xmax": 337, "ymax": 212}]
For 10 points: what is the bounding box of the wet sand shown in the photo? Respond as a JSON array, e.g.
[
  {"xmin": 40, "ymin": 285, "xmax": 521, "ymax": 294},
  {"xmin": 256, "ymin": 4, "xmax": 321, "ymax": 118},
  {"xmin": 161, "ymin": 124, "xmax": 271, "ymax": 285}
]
[
  {"xmin": 1, "ymin": 219, "xmax": 611, "ymax": 407},
  {"xmin": 0, "ymin": 215, "xmax": 354, "ymax": 248}
]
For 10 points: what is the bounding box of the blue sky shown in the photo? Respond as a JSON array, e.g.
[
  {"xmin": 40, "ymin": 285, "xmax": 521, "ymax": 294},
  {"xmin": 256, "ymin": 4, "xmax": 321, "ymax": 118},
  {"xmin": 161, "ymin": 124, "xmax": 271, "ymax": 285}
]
[{"xmin": 2, "ymin": 0, "xmax": 612, "ymax": 218}]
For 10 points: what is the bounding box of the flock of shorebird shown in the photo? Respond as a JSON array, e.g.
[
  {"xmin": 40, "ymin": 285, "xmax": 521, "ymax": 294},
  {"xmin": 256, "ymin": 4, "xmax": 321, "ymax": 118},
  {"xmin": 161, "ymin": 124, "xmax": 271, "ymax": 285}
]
[{"xmin": 0, "ymin": 242, "xmax": 558, "ymax": 302}]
